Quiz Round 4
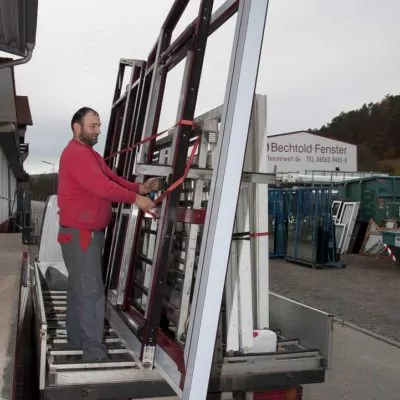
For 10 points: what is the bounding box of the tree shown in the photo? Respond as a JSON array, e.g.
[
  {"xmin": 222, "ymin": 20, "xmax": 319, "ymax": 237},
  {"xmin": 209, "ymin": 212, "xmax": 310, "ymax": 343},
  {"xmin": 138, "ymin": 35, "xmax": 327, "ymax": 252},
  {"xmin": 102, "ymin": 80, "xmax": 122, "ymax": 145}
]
[
  {"xmin": 28, "ymin": 173, "xmax": 58, "ymax": 201},
  {"xmin": 310, "ymin": 93, "xmax": 400, "ymax": 171}
]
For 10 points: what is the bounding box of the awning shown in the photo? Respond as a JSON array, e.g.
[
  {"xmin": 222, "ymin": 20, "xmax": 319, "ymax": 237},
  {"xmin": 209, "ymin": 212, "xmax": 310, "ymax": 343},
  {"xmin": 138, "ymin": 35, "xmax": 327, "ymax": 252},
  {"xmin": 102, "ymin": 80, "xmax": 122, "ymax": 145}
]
[{"xmin": 0, "ymin": 0, "xmax": 38, "ymax": 58}]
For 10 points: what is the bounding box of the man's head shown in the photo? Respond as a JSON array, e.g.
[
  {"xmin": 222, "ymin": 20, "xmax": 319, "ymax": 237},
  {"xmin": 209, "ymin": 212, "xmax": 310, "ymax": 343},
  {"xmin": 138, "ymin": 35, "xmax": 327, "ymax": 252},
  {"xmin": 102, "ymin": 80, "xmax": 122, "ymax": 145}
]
[{"xmin": 71, "ymin": 107, "xmax": 101, "ymax": 147}]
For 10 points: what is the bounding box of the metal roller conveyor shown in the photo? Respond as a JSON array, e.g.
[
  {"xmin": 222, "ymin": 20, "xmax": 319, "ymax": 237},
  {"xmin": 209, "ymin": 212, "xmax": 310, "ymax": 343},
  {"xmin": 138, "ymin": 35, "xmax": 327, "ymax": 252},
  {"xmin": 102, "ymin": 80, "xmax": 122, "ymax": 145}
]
[{"xmin": 43, "ymin": 290, "xmax": 138, "ymax": 372}]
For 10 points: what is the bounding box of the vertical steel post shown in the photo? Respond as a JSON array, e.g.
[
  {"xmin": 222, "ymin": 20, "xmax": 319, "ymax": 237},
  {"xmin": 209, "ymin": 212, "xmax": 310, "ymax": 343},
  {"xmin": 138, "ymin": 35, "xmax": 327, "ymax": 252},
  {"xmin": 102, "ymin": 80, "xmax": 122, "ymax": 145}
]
[{"xmin": 250, "ymin": 94, "xmax": 269, "ymax": 328}]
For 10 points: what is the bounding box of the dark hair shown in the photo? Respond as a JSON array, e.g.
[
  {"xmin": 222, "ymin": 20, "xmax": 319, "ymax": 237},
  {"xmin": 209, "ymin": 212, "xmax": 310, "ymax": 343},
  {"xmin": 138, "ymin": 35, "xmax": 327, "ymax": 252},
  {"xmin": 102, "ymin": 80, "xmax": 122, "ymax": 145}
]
[{"xmin": 71, "ymin": 107, "xmax": 99, "ymax": 131}]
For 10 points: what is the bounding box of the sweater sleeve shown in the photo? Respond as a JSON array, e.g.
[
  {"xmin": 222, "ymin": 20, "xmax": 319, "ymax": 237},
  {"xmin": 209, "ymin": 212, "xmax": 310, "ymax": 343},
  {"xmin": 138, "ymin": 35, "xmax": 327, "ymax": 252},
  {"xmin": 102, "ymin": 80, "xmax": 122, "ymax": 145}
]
[
  {"xmin": 69, "ymin": 149, "xmax": 138, "ymax": 203},
  {"xmin": 103, "ymin": 163, "xmax": 141, "ymax": 193}
]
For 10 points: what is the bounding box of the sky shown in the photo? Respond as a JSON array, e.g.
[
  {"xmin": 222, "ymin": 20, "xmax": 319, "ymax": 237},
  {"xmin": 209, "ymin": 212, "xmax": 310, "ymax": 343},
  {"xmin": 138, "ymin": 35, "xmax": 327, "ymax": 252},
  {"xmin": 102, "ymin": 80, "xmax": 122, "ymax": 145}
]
[{"xmin": 5, "ymin": 0, "xmax": 400, "ymax": 174}]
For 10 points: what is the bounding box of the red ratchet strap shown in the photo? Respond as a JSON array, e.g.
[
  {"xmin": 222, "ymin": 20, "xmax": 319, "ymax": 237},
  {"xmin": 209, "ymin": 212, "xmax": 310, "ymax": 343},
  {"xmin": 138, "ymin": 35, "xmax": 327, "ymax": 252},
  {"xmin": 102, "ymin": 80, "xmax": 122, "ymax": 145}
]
[
  {"xmin": 154, "ymin": 136, "xmax": 200, "ymax": 205},
  {"xmin": 250, "ymin": 232, "xmax": 269, "ymax": 238},
  {"xmin": 232, "ymin": 231, "xmax": 269, "ymax": 240},
  {"xmin": 146, "ymin": 135, "xmax": 201, "ymax": 219},
  {"xmin": 104, "ymin": 119, "xmax": 195, "ymax": 161}
]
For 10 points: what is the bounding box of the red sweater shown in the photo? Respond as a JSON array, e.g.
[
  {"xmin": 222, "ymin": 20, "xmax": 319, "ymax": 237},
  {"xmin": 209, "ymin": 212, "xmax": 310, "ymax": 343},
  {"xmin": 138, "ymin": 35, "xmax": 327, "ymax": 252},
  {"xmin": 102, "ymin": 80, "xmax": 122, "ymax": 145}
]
[{"xmin": 57, "ymin": 139, "xmax": 139, "ymax": 230}]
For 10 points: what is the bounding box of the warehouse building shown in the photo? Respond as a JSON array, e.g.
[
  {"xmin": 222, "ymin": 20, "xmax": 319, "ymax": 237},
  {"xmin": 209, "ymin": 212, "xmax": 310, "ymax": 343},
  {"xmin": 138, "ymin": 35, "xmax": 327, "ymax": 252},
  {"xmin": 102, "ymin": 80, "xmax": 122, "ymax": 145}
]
[
  {"xmin": 266, "ymin": 130, "xmax": 358, "ymax": 173},
  {"xmin": 0, "ymin": 59, "xmax": 32, "ymax": 232},
  {"xmin": 0, "ymin": 0, "xmax": 37, "ymax": 234}
]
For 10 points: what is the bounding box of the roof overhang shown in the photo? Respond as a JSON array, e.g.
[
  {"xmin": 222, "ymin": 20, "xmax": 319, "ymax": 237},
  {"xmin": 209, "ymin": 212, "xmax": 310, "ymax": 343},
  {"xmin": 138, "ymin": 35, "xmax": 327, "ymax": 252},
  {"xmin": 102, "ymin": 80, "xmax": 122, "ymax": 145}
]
[
  {"xmin": 0, "ymin": 0, "xmax": 38, "ymax": 61},
  {"xmin": 15, "ymin": 95, "xmax": 33, "ymax": 126}
]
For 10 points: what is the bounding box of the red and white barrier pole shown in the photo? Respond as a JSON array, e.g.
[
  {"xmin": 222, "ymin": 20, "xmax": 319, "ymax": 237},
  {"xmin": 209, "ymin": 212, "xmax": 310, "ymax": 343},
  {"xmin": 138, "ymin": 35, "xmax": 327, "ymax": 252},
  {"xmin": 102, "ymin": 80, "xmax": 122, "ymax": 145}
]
[{"xmin": 384, "ymin": 243, "xmax": 397, "ymax": 263}]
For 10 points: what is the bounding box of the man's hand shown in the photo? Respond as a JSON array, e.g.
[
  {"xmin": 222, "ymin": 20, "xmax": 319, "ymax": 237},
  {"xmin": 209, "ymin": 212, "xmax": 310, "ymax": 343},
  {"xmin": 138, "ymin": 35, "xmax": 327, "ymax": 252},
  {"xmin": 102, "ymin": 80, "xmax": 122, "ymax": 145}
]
[
  {"xmin": 134, "ymin": 194, "xmax": 155, "ymax": 212},
  {"xmin": 140, "ymin": 177, "xmax": 162, "ymax": 195}
]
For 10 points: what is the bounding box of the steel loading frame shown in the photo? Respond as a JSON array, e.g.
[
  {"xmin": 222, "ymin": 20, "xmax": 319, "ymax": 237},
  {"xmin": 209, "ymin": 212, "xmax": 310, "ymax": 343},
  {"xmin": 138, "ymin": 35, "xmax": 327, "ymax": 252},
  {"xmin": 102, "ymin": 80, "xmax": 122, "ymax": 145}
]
[{"xmin": 99, "ymin": 1, "xmax": 330, "ymax": 399}]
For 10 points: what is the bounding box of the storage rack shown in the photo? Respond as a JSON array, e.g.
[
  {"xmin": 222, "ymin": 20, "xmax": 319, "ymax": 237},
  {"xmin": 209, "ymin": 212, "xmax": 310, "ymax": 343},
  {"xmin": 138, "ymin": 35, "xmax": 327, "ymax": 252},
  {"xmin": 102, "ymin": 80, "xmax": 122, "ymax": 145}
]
[{"xmin": 99, "ymin": 1, "xmax": 327, "ymax": 398}]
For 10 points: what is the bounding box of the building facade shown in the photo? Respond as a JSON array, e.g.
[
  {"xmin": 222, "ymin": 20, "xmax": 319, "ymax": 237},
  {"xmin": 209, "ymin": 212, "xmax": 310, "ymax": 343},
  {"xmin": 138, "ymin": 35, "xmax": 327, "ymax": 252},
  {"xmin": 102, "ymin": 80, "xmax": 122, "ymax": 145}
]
[{"xmin": 0, "ymin": 59, "xmax": 32, "ymax": 232}]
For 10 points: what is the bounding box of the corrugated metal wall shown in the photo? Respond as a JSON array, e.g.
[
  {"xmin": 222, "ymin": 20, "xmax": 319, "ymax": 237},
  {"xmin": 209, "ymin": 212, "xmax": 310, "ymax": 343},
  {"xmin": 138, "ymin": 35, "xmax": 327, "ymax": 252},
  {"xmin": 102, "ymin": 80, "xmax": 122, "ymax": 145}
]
[{"xmin": 0, "ymin": 144, "xmax": 16, "ymax": 231}]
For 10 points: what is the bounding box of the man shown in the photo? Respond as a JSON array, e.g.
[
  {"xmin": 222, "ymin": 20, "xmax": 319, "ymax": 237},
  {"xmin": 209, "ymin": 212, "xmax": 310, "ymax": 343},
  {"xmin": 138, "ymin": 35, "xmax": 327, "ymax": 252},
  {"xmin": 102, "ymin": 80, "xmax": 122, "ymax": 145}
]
[{"xmin": 57, "ymin": 106, "xmax": 160, "ymax": 361}]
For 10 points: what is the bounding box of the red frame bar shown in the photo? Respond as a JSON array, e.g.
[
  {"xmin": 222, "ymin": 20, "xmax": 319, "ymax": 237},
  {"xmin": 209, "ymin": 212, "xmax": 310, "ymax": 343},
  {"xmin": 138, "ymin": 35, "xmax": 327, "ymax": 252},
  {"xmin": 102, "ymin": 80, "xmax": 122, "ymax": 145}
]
[
  {"xmin": 164, "ymin": 0, "xmax": 239, "ymax": 71},
  {"xmin": 137, "ymin": 0, "xmax": 214, "ymax": 368},
  {"xmin": 103, "ymin": 61, "xmax": 148, "ymax": 291},
  {"xmin": 104, "ymin": 62, "xmax": 128, "ymax": 162}
]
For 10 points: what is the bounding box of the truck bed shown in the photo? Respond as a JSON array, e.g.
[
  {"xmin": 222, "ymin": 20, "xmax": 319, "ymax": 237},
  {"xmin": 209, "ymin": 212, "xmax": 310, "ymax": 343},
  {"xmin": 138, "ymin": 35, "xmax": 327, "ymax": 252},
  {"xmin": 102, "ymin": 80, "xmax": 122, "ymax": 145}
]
[
  {"xmin": 32, "ymin": 261, "xmax": 175, "ymax": 400},
  {"xmin": 32, "ymin": 258, "xmax": 332, "ymax": 399}
]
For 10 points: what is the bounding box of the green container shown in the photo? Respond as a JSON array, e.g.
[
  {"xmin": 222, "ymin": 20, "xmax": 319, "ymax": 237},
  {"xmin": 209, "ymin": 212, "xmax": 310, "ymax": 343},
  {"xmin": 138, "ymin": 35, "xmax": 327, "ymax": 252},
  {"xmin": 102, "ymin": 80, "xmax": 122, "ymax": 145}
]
[
  {"xmin": 381, "ymin": 230, "xmax": 400, "ymax": 247},
  {"xmin": 335, "ymin": 176, "xmax": 400, "ymax": 224}
]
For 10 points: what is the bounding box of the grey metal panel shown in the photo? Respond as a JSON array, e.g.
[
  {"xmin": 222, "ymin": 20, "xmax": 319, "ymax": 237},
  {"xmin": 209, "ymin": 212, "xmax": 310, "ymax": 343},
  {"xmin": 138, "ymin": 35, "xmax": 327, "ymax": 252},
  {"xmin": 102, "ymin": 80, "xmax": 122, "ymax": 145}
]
[
  {"xmin": 0, "ymin": 0, "xmax": 38, "ymax": 56},
  {"xmin": 269, "ymin": 292, "xmax": 334, "ymax": 369},
  {"xmin": 25, "ymin": 0, "xmax": 38, "ymax": 46},
  {"xmin": 0, "ymin": 67, "xmax": 17, "ymax": 123}
]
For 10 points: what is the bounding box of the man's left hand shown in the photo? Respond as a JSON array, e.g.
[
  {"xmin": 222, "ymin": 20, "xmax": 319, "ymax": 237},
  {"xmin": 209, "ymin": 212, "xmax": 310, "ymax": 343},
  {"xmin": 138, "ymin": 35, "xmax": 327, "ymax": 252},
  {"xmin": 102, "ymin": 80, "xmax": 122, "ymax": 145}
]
[{"xmin": 140, "ymin": 177, "xmax": 162, "ymax": 194}]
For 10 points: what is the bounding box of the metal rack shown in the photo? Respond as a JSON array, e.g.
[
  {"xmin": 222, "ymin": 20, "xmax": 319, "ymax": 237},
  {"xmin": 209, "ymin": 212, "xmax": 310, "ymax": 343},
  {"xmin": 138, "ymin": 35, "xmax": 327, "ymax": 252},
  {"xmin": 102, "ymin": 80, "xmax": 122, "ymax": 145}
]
[
  {"xmin": 101, "ymin": 0, "xmax": 272, "ymax": 396},
  {"xmin": 268, "ymin": 189, "xmax": 287, "ymax": 258},
  {"xmin": 98, "ymin": 1, "xmax": 331, "ymax": 399},
  {"xmin": 285, "ymin": 187, "xmax": 345, "ymax": 268}
]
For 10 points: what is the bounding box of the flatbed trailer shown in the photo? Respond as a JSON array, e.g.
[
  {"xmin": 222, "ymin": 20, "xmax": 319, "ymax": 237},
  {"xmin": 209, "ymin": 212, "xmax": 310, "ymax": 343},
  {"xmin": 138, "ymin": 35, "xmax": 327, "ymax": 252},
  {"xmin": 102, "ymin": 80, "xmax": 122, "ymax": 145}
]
[{"xmin": 30, "ymin": 197, "xmax": 332, "ymax": 399}]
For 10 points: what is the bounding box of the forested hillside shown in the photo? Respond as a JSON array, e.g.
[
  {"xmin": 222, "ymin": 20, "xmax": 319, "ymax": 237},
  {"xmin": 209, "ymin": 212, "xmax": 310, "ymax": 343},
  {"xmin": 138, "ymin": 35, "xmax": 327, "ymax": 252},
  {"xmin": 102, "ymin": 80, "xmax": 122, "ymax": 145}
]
[
  {"xmin": 28, "ymin": 173, "xmax": 58, "ymax": 201},
  {"xmin": 309, "ymin": 94, "xmax": 400, "ymax": 172}
]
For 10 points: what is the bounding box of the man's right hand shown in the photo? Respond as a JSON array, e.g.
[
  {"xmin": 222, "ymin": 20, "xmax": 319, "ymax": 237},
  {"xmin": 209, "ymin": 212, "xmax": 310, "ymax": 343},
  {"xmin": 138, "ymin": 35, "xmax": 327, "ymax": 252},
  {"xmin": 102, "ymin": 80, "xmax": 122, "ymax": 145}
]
[{"xmin": 134, "ymin": 194, "xmax": 155, "ymax": 212}]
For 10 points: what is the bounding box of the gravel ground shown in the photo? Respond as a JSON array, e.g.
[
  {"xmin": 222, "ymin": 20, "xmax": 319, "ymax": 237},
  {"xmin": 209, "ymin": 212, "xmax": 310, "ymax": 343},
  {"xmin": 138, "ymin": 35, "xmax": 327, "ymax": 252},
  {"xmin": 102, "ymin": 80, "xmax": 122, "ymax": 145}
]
[{"xmin": 270, "ymin": 254, "xmax": 400, "ymax": 342}]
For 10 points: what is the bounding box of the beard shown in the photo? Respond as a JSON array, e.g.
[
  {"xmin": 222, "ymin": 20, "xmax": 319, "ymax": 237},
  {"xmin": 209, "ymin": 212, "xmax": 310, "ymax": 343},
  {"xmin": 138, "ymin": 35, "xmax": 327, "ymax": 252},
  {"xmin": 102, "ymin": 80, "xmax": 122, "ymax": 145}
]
[{"xmin": 79, "ymin": 131, "xmax": 98, "ymax": 147}]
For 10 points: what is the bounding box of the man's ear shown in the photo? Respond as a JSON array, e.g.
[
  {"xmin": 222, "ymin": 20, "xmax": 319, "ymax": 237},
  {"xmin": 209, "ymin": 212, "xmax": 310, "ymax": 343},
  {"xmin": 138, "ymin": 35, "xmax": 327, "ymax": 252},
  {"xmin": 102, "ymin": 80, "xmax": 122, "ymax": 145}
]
[{"xmin": 72, "ymin": 122, "xmax": 81, "ymax": 135}]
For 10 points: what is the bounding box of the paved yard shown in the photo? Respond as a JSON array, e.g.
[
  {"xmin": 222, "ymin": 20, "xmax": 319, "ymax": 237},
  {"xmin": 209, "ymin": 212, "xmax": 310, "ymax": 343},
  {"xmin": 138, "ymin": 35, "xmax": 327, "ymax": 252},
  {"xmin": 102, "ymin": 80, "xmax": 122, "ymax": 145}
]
[
  {"xmin": 304, "ymin": 321, "xmax": 400, "ymax": 400},
  {"xmin": 270, "ymin": 254, "xmax": 400, "ymax": 342}
]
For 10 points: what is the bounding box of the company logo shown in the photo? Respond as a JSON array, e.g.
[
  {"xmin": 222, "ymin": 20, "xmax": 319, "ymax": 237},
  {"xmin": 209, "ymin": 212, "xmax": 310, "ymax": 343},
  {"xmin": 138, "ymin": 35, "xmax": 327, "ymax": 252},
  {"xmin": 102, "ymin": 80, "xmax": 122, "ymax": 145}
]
[{"xmin": 266, "ymin": 142, "xmax": 347, "ymax": 155}]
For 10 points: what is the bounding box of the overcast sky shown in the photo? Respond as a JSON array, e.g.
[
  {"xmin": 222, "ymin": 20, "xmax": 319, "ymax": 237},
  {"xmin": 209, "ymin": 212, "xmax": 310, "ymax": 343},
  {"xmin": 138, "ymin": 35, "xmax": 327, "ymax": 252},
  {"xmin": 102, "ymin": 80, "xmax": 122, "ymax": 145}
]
[{"xmin": 6, "ymin": 0, "xmax": 400, "ymax": 174}]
